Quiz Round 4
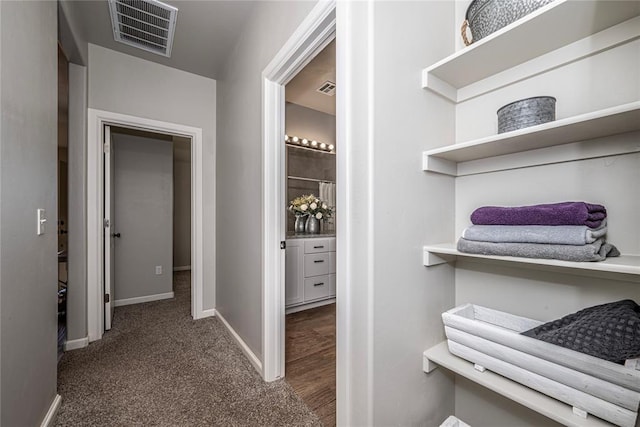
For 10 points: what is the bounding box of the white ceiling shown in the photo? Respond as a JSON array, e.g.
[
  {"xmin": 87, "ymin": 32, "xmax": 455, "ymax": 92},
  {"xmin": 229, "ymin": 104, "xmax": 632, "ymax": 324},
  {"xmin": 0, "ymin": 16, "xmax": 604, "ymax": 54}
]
[
  {"xmin": 64, "ymin": 0, "xmax": 258, "ymax": 79},
  {"xmin": 286, "ymin": 40, "xmax": 336, "ymax": 116}
]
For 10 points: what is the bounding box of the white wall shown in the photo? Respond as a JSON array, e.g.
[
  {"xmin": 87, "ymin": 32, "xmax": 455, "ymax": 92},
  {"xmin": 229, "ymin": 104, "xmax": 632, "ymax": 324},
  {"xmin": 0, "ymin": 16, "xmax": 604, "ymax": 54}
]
[
  {"xmin": 285, "ymin": 102, "xmax": 336, "ymax": 146},
  {"xmin": 339, "ymin": 5, "xmax": 640, "ymax": 425},
  {"xmin": 216, "ymin": 1, "xmax": 318, "ymax": 362},
  {"xmin": 112, "ymin": 131, "xmax": 173, "ymax": 302},
  {"xmin": 0, "ymin": 1, "xmax": 58, "ymax": 425},
  {"xmin": 173, "ymin": 138, "xmax": 191, "ymax": 268},
  {"xmin": 455, "ymin": 39, "xmax": 640, "ymax": 142},
  {"xmin": 88, "ymin": 44, "xmax": 216, "ymax": 309},
  {"xmin": 337, "ymin": 1, "xmax": 457, "ymax": 424}
]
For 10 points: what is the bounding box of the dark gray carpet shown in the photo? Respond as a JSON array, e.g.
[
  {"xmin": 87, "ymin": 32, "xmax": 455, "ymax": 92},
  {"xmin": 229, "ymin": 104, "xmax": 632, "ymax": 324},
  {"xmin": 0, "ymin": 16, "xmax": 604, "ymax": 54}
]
[{"xmin": 55, "ymin": 272, "xmax": 321, "ymax": 426}]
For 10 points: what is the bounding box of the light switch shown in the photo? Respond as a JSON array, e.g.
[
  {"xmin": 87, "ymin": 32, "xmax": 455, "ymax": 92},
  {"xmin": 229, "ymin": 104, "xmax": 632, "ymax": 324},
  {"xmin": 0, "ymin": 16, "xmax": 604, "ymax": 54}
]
[
  {"xmin": 155, "ymin": 265, "xmax": 162, "ymax": 275},
  {"xmin": 37, "ymin": 209, "xmax": 46, "ymax": 235}
]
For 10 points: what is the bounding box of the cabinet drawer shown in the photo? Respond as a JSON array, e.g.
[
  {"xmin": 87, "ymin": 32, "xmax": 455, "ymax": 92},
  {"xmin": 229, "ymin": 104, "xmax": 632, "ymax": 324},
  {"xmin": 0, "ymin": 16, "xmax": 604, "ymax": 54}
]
[
  {"xmin": 304, "ymin": 253, "xmax": 330, "ymax": 277},
  {"xmin": 304, "ymin": 275, "xmax": 331, "ymax": 301},
  {"xmin": 304, "ymin": 238, "xmax": 335, "ymax": 254}
]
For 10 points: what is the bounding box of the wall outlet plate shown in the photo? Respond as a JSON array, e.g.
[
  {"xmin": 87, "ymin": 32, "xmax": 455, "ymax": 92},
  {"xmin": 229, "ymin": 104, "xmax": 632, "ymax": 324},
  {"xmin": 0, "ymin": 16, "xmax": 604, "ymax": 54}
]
[{"xmin": 155, "ymin": 265, "xmax": 162, "ymax": 275}]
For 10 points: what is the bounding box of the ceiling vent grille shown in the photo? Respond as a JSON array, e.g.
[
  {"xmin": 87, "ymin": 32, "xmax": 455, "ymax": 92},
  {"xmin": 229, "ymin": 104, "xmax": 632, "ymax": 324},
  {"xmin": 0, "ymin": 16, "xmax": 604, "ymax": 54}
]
[
  {"xmin": 108, "ymin": 0, "xmax": 178, "ymax": 57},
  {"xmin": 316, "ymin": 81, "xmax": 336, "ymax": 96}
]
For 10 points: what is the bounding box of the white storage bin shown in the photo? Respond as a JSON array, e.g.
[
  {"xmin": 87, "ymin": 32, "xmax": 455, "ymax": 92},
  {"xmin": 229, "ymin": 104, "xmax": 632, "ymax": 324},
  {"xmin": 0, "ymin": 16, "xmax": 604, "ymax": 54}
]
[{"xmin": 442, "ymin": 304, "xmax": 640, "ymax": 427}]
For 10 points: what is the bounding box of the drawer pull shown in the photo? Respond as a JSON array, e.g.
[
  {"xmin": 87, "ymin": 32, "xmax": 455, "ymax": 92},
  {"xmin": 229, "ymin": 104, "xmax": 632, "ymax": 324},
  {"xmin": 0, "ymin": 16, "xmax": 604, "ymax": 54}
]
[
  {"xmin": 313, "ymin": 245, "xmax": 324, "ymax": 249},
  {"xmin": 314, "ymin": 282, "xmax": 325, "ymax": 287},
  {"xmin": 314, "ymin": 260, "xmax": 325, "ymax": 263}
]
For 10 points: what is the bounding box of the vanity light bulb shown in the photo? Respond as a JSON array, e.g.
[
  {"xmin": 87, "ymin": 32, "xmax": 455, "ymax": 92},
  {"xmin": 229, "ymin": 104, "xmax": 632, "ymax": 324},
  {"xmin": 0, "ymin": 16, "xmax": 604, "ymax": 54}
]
[
  {"xmin": 292, "ymin": 136, "xmax": 299, "ymax": 143},
  {"xmin": 328, "ymin": 144, "xmax": 334, "ymax": 151},
  {"xmin": 311, "ymin": 140, "xmax": 318, "ymax": 147},
  {"xmin": 320, "ymin": 142, "xmax": 327, "ymax": 149},
  {"xmin": 302, "ymin": 139, "xmax": 308, "ymax": 145},
  {"xmin": 284, "ymin": 134, "xmax": 289, "ymax": 142}
]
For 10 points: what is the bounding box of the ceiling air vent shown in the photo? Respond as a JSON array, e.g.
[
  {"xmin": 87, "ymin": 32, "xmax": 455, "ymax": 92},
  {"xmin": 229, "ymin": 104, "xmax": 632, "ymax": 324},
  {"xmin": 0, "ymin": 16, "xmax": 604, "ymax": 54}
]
[
  {"xmin": 108, "ymin": 0, "xmax": 178, "ymax": 57},
  {"xmin": 316, "ymin": 81, "xmax": 336, "ymax": 96}
]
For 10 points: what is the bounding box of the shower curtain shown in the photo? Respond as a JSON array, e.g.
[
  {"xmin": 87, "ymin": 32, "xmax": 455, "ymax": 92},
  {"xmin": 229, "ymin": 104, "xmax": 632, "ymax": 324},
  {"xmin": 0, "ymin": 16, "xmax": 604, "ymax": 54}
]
[{"xmin": 319, "ymin": 182, "xmax": 336, "ymax": 232}]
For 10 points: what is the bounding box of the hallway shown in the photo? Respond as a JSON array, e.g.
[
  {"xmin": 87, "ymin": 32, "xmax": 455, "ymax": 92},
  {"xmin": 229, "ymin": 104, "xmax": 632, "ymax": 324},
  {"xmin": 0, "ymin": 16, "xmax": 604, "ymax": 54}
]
[{"xmin": 56, "ymin": 272, "xmax": 320, "ymax": 426}]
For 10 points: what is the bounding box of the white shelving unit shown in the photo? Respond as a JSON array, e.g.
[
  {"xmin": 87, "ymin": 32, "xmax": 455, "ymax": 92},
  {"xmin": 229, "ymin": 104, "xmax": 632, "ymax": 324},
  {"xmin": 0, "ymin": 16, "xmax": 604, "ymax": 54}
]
[
  {"xmin": 421, "ymin": 2, "xmax": 640, "ymax": 425},
  {"xmin": 422, "ymin": 101, "xmax": 640, "ymax": 176},
  {"xmin": 421, "ymin": 1, "xmax": 640, "ymax": 102},
  {"xmin": 423, "ymin": 342, "xmax": 613, "ymax": 427}
]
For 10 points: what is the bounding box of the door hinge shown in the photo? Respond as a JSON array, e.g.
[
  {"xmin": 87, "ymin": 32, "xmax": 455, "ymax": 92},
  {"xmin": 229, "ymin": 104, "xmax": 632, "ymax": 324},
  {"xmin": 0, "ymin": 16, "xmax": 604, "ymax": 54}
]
[
  {"xmin": 103, "ymin": 218, "xmax": 110, "ymax": 228},
  {"xmin": 104, "ymin": 294, "xmax": 110, "ymax": 303},
  {"xmin": 280, "ymin": 241, "xmax": 286, "ymax": 249},
  {"xmin": 103, "ymin": 142, "xmax": 110, "ymax": 154}
]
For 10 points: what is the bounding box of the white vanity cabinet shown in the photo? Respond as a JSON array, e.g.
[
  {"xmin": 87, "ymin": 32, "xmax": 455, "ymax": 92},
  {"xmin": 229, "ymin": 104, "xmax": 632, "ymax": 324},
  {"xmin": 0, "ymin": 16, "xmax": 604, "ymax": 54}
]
[{"xmin": 285, "ymin": 236, "xmax": 336, "ymax": 312}]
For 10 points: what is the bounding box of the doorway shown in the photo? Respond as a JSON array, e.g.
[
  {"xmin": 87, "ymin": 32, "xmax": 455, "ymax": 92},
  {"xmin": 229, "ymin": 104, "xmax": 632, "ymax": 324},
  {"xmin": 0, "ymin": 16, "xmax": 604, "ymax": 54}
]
[
  {"xmin": 261, "ymin": 0, "xmax": 335, "ymax": 380},
  {"xmin": 282, "ymin": 39, "xmax": 337, "ymax": 426},
  {"xmin": 87, "ymin": 109, "xmax": 206, "ymax": 342},
  {"xmin": 102, "ymin": 126, "xmax": 190, "ymax": 330},
  {"xmin": 57, "ymin": 44, "xmax": 69, "ymax": 361},
  {"xmin": 261, "ymin": 0, "xmax": 338, "ymax": 422}
]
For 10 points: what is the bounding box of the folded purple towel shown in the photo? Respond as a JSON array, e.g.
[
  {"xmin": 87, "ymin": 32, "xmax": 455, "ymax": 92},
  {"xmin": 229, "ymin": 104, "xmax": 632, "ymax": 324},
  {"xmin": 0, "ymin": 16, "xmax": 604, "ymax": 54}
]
[{"xmin": 471, "ymin": 202, "xmax": 606, "ymax": 228}]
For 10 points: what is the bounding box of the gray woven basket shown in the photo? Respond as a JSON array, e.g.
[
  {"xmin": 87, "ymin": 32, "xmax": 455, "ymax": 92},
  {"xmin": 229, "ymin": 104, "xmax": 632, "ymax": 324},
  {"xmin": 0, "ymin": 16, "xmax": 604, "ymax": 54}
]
[
  {"xmin": 497, "ymin": 96, "xmax": 556, "ymax": 134},
  {"xmin": 462, "ymin": 0, "xmax": 555, "ymax": 45}
]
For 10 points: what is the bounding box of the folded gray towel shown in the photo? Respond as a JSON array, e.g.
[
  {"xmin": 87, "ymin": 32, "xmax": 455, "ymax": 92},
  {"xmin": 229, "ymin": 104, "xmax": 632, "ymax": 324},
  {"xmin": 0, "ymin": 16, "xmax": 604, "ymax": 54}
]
[
  {"xmin": 461, "ymin": 220, "xmax": 608, "ymax": 245},
  {"xmin": 457, "ymin": 237, "xmax": 620, "ymax": 262}
]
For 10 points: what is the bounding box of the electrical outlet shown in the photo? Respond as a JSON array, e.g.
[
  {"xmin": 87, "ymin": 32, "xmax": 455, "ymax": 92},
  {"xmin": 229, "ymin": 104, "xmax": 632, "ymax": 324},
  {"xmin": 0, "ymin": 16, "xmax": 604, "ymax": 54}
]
[{"xmin": 155, "ymin": 265, "xmax": 162, "ymax": 275}]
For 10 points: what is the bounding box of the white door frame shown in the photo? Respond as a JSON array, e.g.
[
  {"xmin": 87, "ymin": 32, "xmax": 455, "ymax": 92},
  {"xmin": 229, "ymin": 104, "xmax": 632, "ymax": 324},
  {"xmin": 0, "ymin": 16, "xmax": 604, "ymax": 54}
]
[
  {"xmin": 261, "ymin": 0, "xmax": 336, "ymax": 381},
  {"xmin": 87, "ymin": 108, "xmax": 206, "ymax": 342},
  {"xmin": 103, "ymin": 124, "xmax": 115, "ymax": 330}
]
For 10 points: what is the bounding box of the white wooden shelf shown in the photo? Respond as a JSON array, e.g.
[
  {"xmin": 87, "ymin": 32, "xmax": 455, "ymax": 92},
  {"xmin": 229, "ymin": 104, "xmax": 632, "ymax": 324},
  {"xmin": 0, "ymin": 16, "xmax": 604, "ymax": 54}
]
[
  {"xmin": 423, "ymin": 342, "xmax": 613, "ymax": 427},
  {"xmin": 422, "ymin": 1, "xmax": 640, "ymax": 102},
  {"xmin": 423, "ymin": 243, "xmax": 640, "ymax": 281},
  {"xmin": 422, "ymin": 102, "xmax": 640, "ymax": 176},
  {"xmin": 423, "ymin": 341, "xmax": 612, "ymax": 427}
]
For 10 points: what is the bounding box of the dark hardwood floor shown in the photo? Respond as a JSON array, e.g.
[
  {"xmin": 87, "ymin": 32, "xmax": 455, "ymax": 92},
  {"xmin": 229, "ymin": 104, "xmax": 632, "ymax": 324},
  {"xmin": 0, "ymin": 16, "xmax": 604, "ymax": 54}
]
[{"xmin": 285, "ymin": 303, "xmax": 336, "ymax": 427}]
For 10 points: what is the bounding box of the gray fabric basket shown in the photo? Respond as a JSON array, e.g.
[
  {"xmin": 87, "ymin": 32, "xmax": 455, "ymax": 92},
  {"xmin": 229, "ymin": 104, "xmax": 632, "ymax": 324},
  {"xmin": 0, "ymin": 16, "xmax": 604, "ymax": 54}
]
[
  {"xmin": 463, "ymin": 0, "xmax": 556, "ymax": 45},
  {"xmin": 497, "ymin": 96, "xmax": 556, "ymax": 134}
]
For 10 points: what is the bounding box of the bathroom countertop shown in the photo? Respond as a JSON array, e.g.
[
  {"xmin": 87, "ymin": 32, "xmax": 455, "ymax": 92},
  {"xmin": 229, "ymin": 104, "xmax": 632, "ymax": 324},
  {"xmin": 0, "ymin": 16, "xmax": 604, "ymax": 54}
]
[{"xmin": 286, "ymin": 233, "xmax": 336, "ymax": 240}]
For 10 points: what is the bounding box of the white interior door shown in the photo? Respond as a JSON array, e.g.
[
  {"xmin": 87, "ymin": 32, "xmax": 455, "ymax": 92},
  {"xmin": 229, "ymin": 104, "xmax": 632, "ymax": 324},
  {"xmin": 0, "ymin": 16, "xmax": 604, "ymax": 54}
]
[{"xmin": 104, "ymin": 125, "xmax": 116, "ymax": 330}]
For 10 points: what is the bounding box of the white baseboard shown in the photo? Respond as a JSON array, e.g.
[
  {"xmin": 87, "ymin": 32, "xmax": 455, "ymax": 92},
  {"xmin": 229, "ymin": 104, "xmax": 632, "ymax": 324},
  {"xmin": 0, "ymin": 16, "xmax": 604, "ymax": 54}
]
[
  {"xmin": 173, "ymin": 265, "xmax": 191, "ymax": 271},
  {"xmin": 63, "ymin": 336, "xmax": 89, "ymax": 351},
  {"xmin": 197, "ymin": 308, "xmax": 216, "ymax": 319},
  {"xmin": 114, "ymin": 292, "xmax": 174, "ymax": 307},
  {"xmin": 40, "ymin": 394, "xmax": 62, "ymax": 427},
  {"xmin": 286, "ymin": 297, "xmax": 336, "ymax": 315},
  {"xmin": 215, "ymin": 309, "xmax": 263, "ymax": 375}
]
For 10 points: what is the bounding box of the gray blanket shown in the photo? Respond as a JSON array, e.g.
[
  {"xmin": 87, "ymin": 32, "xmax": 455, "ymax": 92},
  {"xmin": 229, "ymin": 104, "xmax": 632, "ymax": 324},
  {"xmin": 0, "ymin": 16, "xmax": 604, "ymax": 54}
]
[
  {"xmin": 457, "ymin": 237, "xmax": 620, "ymax": 262},
  {"xmin": 461, "ymin": 220, "xmax": 607, "ymax": 245}
]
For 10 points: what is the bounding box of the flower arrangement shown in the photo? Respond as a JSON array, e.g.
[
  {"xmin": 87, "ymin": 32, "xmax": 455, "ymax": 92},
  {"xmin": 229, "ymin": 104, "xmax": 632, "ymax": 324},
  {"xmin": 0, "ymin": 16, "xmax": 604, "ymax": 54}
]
[{"xmin": 288, "ymin": 194, "xmax": 333, "ymax": 220}]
